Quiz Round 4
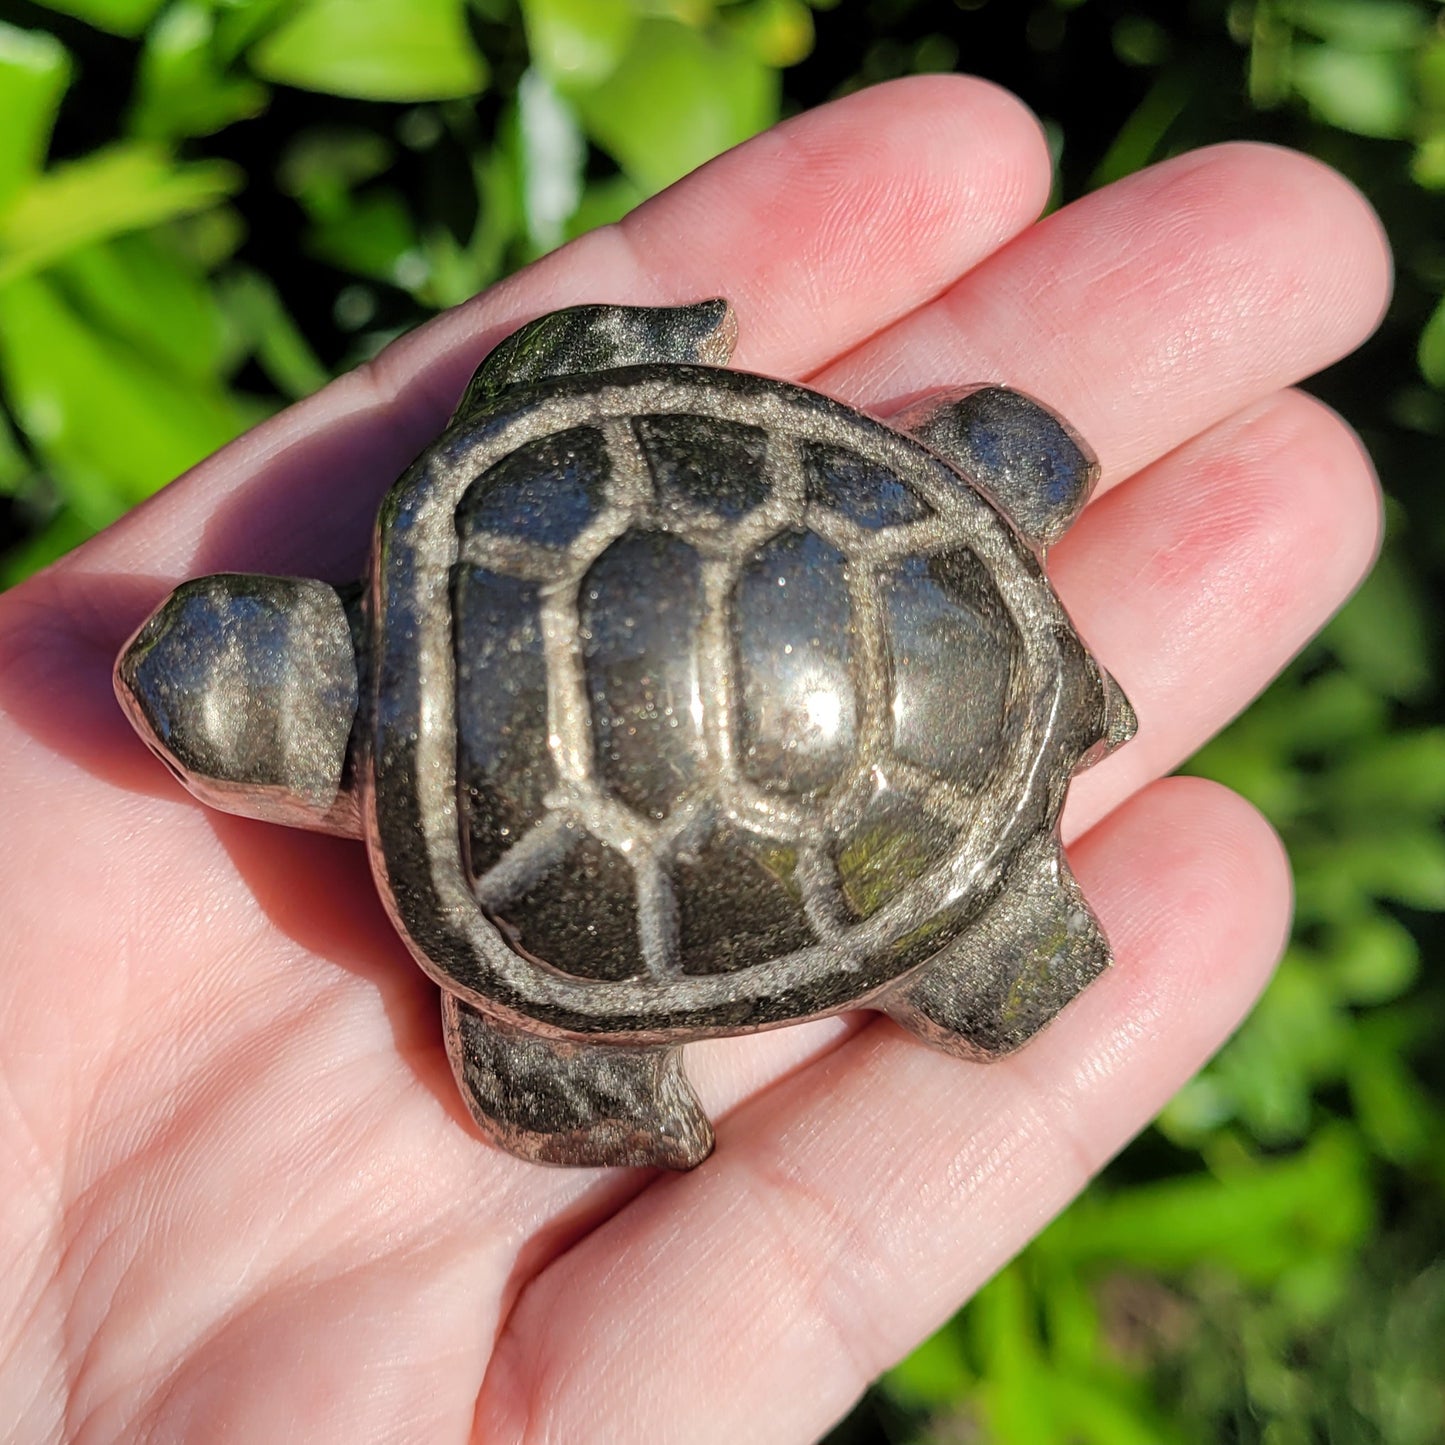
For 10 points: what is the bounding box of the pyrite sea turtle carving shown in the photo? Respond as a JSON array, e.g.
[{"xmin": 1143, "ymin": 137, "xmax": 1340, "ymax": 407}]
[{"xmin": 115, "ymin": 300, "xmax": 1136, "ymax": 1170}]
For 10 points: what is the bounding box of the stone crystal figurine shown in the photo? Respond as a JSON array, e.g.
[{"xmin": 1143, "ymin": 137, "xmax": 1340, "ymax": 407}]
[{"xmin": 116, "ymin": 300, "xmax": 1135, "ymax": 1170}]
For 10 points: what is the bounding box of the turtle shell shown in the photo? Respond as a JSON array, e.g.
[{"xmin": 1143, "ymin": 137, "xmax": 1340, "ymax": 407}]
[{"xmin": 366, "ymin": 365, "xmax": 1104, "ymax": 1041}]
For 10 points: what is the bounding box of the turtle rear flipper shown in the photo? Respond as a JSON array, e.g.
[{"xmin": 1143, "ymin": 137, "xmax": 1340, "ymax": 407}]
[
  {"xmin": 881, "ymin": 834, "xmax": 1109, "ymax": 1059},
  {"xmin": 441, "ymin": 994, "xmax": 715, "ymax": 1170}
]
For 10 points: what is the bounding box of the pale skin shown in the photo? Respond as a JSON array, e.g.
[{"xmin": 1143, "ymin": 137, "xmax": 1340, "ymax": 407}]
[{"xmin": 0, "ymin": 75, "xmax": 1390, "ymax": 1442}]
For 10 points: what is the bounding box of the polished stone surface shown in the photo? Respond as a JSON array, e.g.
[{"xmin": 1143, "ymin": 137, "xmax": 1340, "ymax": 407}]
[
  {"xmin": 453, "ymin": 568, "xmax": 553, "ymax": 877},
  {"xmin": 638, "ymin": 412, "xmax": 770, "ymax": 518},
  {"xmin": 114, "ymin": 574, "xmax": 359, "ymax": 833},
  {"xmin": 673, "ymin": 825, "xmax": 812, "ymax": 975},
  {"xmin": 116, "ymin": 299, "xmax": 1136, "ymax": 1172},
  {"xmin": 582, "ymin": 530, "xmax": 707, "ymax": 821},
  {"xmin": 735, "ymin": 529, "xmax": 858, "ymax": 797},
  {"xmin": 893, "ymin": 384, "xmax": 1099, "ymax": 550},
  {"xmin": 490, "ymin": 829, "xmax": 646, "ymax": 983},
  {"xmin": 459, "ymin": 425, "xmax": 609, "ymax": 548},
  {"xmin": 804, "ymin": 440, "xmax": 931, "ymax": 528},
  {"xmin": 884, "ymin": 549, "xmax": 1017, "ymax": 788},
  {"xmin": 834, "ymin": 789, "xmax": 953, "ymax": 923}
]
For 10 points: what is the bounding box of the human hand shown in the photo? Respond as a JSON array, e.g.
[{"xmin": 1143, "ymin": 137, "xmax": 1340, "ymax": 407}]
[{"xmin": 0, "ymin": 76, "xmax": 1388, "ymax": 1442}]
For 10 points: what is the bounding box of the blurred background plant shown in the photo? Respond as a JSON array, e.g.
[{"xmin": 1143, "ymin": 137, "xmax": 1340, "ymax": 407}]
[{"xmin": 0, "ymin": 0, "xmax": 1441, "ymax": 1439}]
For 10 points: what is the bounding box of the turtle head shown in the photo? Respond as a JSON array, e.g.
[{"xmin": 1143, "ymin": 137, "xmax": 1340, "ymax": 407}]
[{"xmin": 115, "ymin": 574, "xmax": 363, "ymax": 836}]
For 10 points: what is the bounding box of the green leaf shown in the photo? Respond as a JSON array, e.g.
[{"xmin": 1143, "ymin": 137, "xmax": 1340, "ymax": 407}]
[
  {"xmin": 218, "ymin": 267, "xmax": 330, "ymax": 398},
  {"xmin": 1279, "ymin": 0, "xmax": 1427, "ymax": 51},
  {"xmin": 1291, "ymin": 46, "xmax": 1412, "ymax": 138},
  {"xmin": 724, "ymin": 0, "xmax": 815, "ymax": 68},
  {"xmin": 884, "ymin": 1323, "xmax": 974, "ymax": 1408},
  {"xmin": 1089, "ymin": 69, "xmax": 1191, "ymax": 188},
  {"xmin": 1157, "ymin": 1074, "xmax": 1236, "ymax": 1143},
  {"xmin": 521, "ymin": 0, "xmax": 638, "ymax": 89},
  {"xmin": 130, "ymin": 1, "xmax": 269, "ymax": 140},
  {"xmin": 573, "ymin": 18, "xmax": 778, "ymax": 193},
  {"xmin": 1410, "ymin": 130, "xmax": 1445, "ymax": 191},
  {"xmin": 1222, "ymin": 665, "xmax": 1385, "ymax": 756},
  {"xmin": 967, "ymin": 1264, "xmax": 1043, "ymax": 1378},
  {"xmin": 49, "ymin": 231, "xmax": 230, "ymax": 383},
  {"xmin": 0, "ymin": 143, "xmax": 240, "ymax": 286},
  {"xmin": 304, "ymin": 188, "xmax": 419, "ymax": 286},
  {"xmin": 1325, "ymin": 912, "xmax": 1420, "ymax": 1005},
  {"xmin": 1046, "ymin": 1375, "xmax": 1172, "ymax": 1445},
  {"xmin": 1183, "ymin": 727, "xmax": 1307, "ymax": 825},
  {"xmin": 1301, "ymin": 825, "xmax": 1445, "ymax": 912},
  {"xmin": 1417, "ymin": 33, "xmax": 1445, "ymax": 108},
  {"xmin": 1418, "ymin": 292, "xmax": 1445, "ymax": 388},
  {"xmin": 278, "ymin": 126, "xmax": 394, "ymax": 221},
  {"xmin": 1367, "ymin": 828, "xmax": 1445, "ymax": 910},
  {"xmin": 462, "ymin": 141, "xmax": 524, "ymax": 296},
  {"xmin": 250, "ymin": 0, "xmax": 488, "ymax": 102},
  {"xmin": 26, "ymin": 0, "xmax": 166, "ymax": 37},
  {"xmin": 0, "ymin": 23, "xmax": 71, "ymax": 215},
  {"xmin": 1347, "ymin": 1045, "xmax": 1436, "ymax": 1165},
  {"xmin": 1111, "ymin": 14, "xmax": 1172, "ymax": 68},
  {"xmin": 981, "ymin": 1376, "xmax": 1059, "ymax": 1445},
  {"xmin": 0, "ymin": 274, "xmax": 249, "ymax": 523},
  {"xmin": 1332, "ymin": 729, "xmax": 1445, "ymax": 816},
  {"xmin": 211, "ymin": 0, "xmax": 294, "ymax": 63},
  {"xmin": 1248, "ymin": 0, "xmax": 1295, "ymax": 107},
  {"xmin": 1279, "ymin": 669, "xmax": 1386, "ymax": 749},
  {"xmin": 1325, "ymin": 552, "xmax": 1431, "ymax": 701},
  {"xmin": 966, "ymin": 1268, "xmax": 1060, "ymax": 1442},
  {"xmin": 1039, "ymin": 1129, "xmax": 1373, "ymax": 1280},
  {"xmin": 163, "ymin": 204, "xmax": 245, "ymax": 270},
  {"xmin": 1211, "ymin": 954, "xmax": 1353, "ymax": 1143},
  {"xmin": 1039, "ymin": 1266, "xmax": 1105, "ymax": 1375},
  {"xmin": 0, "ymin": 404, "xmax": 31, "ymax": 496}
]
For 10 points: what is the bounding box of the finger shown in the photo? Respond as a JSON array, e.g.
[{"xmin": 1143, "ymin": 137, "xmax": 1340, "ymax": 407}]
[
  {"xmin": 1057, "ymin": 386, "xmax": 1381, "ymax": 839},
  {"xmin": 815, "ymin": 141, "xmax": 1390, "ymax": 494},
  {"xmin": 75, "ymin": 75, "xmax": 1051, "ymax": 586},
  {"xmin": 623, "ymin": 385, "xmax": 1376, "ymax": 1145},
  {"xmin": 474, "ymin": 778, "xmax": 1290, "ymax": 1444}
]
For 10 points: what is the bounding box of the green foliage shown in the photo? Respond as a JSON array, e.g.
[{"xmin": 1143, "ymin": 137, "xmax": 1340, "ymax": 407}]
[
  {"xmin": 0, "ymin": 25, "xmax": 70, "ymax": 214},
  {"xmin": 1, "ymin": 3, "xmax": 1443, "ymax": 1442},
  {"xmin": 249, "ymin": 0, "xmax": 489, "ymax": 102},
  {"xmin": 130, "ymin": 2, "xmax": 269, "ymax": 139},
  {"xmin": 0, "ymin": 0, "xmax": 787, "ymax": 579},
  {"xmin": 0, "ymin": 143, "xmax": 240, "ymax": 286},
  {"xmin": 31, "ymin": 0, "xmax": 167, "ymax": 38},
  {"xmin": 571, "ymin": 18, "xmax": 776, "ymax": 192}
]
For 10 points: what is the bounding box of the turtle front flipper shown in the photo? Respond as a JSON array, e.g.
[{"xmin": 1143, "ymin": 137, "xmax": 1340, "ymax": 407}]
[
  {"xmin": 454, "ymin": 299, "xmax": 737, "ymax": 421},
  {"xmin": 880, "ymin": 833, "xmax": 1110, "ymax": 1059},
  {"xmin": 115, "ymin": 574, "xmax": 363, "ymax": 836},
  {"xmin": 891, "ymin": 385, "xmax": 1100, "ymax": 552},
  {"xmin": 441, "ymin": 993, "xmax": 715, "ymax": 1169}
]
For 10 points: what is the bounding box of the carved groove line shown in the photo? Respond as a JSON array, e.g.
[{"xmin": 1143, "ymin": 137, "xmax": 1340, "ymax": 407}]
[{"xmin": 451, "ymin": 382, "xmax": 1043, "ymax": 986}]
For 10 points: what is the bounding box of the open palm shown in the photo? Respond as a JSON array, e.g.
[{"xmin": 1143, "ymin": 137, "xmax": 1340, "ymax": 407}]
[{"xmin": 0, "ymin": 77, "xmax": 1388, "ymax": 1443}]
